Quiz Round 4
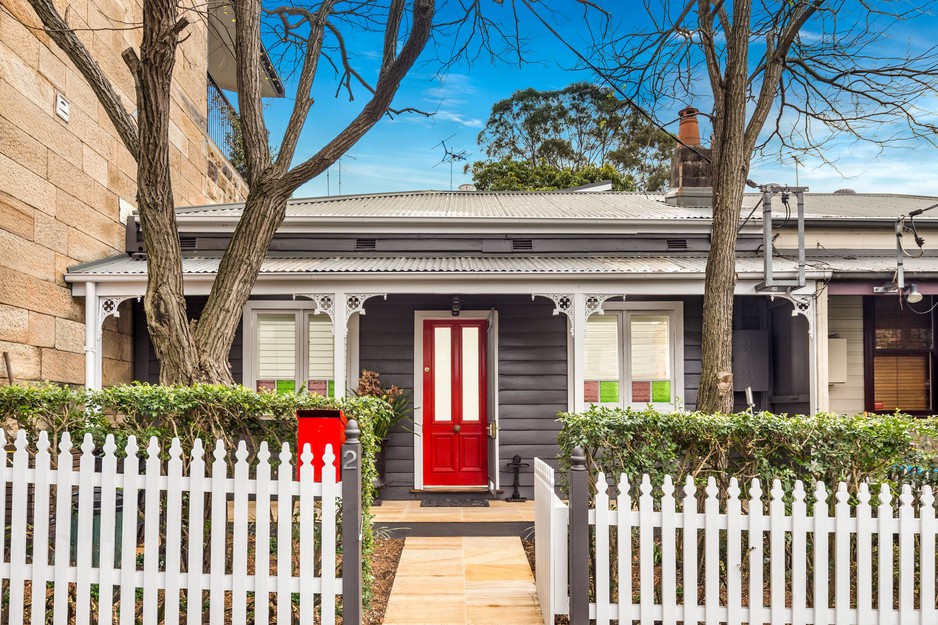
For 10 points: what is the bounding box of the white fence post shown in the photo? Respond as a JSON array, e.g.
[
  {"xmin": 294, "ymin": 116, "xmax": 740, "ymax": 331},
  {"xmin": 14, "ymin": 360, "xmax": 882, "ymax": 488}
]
[
  {"xmin": 534, "ymin": 457, "xmax": 568, "ymax": 625},
  {"xmin": 0, "ymin": 431, "xmax": 352, "ymax": 625},
  {"xmin": 534, "ymin": 462, "xmax": 938, "ymax": 625}
]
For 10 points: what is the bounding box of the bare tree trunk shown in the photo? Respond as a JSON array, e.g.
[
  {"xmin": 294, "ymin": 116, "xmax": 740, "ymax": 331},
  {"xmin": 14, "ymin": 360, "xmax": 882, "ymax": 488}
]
[
  {"xmin": 130, "ymin": 1, "xmax": 205, "ymax": 386},
  {"xmin": 192, "ymin": 184, "xmax": 292, "ymax": 379},
  {"xmin": 696, "ymin": 1, "xmax": 751, "ymax": 414}
]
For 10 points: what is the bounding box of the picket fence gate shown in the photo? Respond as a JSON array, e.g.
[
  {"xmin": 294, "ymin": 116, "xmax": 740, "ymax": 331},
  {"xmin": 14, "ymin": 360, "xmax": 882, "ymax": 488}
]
[
  {"xmin": 0, "ymin": 426, "xmax": 363, "ymax": 625},
  {"xmin": 535, "ymin": 450, "xmax": 938, "ymax": 625}
]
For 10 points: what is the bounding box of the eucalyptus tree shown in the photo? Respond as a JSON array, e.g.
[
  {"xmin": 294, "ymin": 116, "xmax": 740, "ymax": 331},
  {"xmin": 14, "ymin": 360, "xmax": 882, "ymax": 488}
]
[
  {"xmin": 24, "ymin": 0, "xmax": 514, "ymax": 384},
  {"xmin": 578, "ymin": 0, "xmax": 938, "ymax": 412},
  {"xmin": 471, "ymin": 82, "xmax": 674, "ymax": 191}
]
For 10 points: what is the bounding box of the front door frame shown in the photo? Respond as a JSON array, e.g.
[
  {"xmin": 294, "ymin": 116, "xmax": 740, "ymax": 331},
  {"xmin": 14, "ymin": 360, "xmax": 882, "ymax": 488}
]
[{"xmin": 413, "ymin": 310, "xmax": 492, "ymax": 490}]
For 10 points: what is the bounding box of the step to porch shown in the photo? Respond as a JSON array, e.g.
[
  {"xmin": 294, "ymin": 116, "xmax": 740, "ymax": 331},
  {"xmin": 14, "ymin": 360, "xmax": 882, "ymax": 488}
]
[{"xmin": 372, "ymin": 500, "xmax": 534, "ymax": 538}]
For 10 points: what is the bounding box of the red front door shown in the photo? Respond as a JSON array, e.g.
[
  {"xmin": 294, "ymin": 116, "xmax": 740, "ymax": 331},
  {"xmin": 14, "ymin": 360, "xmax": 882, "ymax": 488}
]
[{"xmin": 423, "ymin": 319, "xmax": 488, "ymax": 487}]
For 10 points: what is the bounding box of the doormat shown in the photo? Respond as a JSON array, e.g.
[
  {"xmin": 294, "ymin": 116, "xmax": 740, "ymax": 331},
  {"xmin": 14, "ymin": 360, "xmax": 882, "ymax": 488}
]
[{"xmin": 419, "ymin": 499, "xmax": 490, "ymax": 507}]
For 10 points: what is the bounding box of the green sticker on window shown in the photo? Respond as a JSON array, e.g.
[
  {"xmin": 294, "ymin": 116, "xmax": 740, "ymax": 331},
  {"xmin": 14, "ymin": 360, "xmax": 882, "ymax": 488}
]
[
  {"xmin": 652, "ymin": 380, "xmax": 671, "ymax": 403},
  {"xmin": 327, "ymin": 380, "xmax": 335, "ymax": 398},
  {"xmin": 599, "ymin": 381, "xmax": 619, "ymax": 403},
  {"xmin": 276, "ymin": 379, "xmax": 296, "ymax": 394}
]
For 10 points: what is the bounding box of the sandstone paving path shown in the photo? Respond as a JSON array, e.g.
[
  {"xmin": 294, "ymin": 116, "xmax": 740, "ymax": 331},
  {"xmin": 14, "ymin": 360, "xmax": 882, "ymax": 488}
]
[{"xmin": 382, "ymin": 536, "xmax": 543, "ymax": 625}]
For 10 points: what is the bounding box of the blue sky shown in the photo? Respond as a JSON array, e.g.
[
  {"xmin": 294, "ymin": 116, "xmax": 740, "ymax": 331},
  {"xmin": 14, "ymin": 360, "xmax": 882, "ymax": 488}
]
[{"xmin": 259, "ymin": 2, "xmax": 938, "ymax": 198}]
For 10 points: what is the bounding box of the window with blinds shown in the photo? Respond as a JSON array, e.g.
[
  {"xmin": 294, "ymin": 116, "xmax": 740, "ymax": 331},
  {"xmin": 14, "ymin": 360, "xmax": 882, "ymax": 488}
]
[
  {"xmin": 585, "ymin": 315, "xmax": 620, "ymax": 403},
  {"xmin": 584, "ymin": 309, "xmax": 677, "ymax": 407},
  {"xmin": 253, "ymin": 311, "xmax": 336, "ymax": 396},
  {"xmin": 629, "ymin": 314, "xmax": 672, "ymax": 404},
  {"xmin": 256, "ymin": 314, "xmax": 297, "ymax": 393},
  {"xmin": 870, "ymin": 296, "xmax": 934, "ymax": 412},
  {"xmin": 307, "ymin": 315, "xmax": 334, "ymax": 397}
]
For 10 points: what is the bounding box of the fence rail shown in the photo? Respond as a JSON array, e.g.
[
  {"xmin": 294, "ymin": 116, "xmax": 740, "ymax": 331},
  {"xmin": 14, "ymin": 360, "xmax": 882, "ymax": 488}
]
[
  {"xmin": 0, "ymin": 428, "xmax": 361, "ymax": 625},
  {"xmin": 537, "ymin": 450, "xmax": 938, "ymax": 625}
]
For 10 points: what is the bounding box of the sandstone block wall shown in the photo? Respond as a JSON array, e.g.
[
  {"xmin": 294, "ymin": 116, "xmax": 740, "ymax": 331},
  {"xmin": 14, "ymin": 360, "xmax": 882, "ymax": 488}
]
[{"xmin": 0, "ymin": 0, "xmax": 248, "ymax": 386}]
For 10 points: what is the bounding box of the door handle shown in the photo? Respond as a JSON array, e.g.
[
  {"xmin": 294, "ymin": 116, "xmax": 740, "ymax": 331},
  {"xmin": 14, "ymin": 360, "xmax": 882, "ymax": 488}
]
[{"xmin": 453, "ymin": 425, "xmax": 461, "ymax": 433}]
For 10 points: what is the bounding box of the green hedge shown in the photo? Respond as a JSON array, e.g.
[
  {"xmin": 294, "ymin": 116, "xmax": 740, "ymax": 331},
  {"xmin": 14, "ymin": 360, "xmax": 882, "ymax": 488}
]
[
  {"xmin": 0, "ymin": 382, "xmax": 390, "ymax": 607},
  {"xmin": 558, "ymin": 407, "xmax": 938, "ymax": 495}
]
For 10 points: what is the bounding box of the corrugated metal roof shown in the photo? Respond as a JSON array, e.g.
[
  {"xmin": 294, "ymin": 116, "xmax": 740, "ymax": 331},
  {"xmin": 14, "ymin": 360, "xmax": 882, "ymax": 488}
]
[
  {"xmin": 173, "ymin": 190, "xmax": 938, "ymax": 222},
  {"xmin": 71, "ymin": 253, "xmax": 938, "ymax": 278},
  {"xmin": 69, "ymin": 254, "xmax": 771, "ymax": 276},
  {"xmin": 68, "ymin": 254, "xmax": 717, "ymax": 275}
]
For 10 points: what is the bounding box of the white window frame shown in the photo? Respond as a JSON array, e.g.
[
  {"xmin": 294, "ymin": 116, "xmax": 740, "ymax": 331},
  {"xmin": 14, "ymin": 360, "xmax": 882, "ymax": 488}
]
[
  {"xmin": 242, "ymin": 301, "xmax": 339, "ymax": 393},
  {"xmin": 586, "ymin": 301, "xmax": 684, "ymax": 410}
]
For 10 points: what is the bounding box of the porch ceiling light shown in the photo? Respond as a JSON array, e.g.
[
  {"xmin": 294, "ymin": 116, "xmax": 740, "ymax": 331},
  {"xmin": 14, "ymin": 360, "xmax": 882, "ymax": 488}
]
[{"xmin": 906, "ymin": 283, "xmax": 923, "ymax": 304}]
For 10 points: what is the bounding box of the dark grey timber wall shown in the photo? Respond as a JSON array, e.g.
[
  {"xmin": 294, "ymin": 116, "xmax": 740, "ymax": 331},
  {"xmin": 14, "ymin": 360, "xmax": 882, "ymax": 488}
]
[
  {"xmin": 132, "ymin": 298, "xmax": 243, "ymax": 383},
  {"xmin": 358, "ymin": 294, "xmax": 568, "ymax": 500}
]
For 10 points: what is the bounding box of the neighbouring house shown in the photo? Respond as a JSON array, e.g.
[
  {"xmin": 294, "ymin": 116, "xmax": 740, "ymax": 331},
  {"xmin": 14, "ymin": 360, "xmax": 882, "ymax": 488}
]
[
  {"xmin": 61, "ymin": 111, "xmax": 938, "ymax": 499},
  {"xmin": 0, "ymin": 0, "xmax": 281, "ymax": 387}
]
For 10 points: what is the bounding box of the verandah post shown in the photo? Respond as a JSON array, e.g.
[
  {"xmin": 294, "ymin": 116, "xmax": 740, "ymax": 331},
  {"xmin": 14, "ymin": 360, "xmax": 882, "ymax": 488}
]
[
  {"xmin": 568, "ymin": 446, "xmax": 589, "ymax": 625},
  {"xmin": 341, "ymin": 419, "xmax": 363, "ymax": 625}
]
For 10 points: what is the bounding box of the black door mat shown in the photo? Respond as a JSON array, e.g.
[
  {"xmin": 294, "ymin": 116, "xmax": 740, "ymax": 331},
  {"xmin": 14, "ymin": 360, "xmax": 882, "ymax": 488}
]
[{"xmin": 420, "ymin": 499, "xmax": 490, "ymax": 507}]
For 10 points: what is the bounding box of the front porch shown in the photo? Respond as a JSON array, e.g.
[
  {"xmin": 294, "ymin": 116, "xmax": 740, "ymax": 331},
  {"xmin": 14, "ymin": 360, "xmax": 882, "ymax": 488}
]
[{"xmin": 68, "ymin": 259, "xmax": 826, "ymax": 499}]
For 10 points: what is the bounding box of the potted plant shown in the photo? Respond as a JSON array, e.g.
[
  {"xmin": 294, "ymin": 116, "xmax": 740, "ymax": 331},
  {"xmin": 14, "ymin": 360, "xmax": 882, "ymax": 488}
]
[{"xmin": 355, "ymin": 370, "xmax": 412, "ymax": 487}]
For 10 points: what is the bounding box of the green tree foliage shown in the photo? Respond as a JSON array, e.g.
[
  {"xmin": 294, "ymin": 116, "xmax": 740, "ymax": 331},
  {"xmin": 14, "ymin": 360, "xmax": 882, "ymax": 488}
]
[
  {"xmin": 469, "ymin": 159, "xmax": 632, "ymax": 192},
  {"xmin": 469, "ymin": 82, "xmax": 674, "ymax": 191}
]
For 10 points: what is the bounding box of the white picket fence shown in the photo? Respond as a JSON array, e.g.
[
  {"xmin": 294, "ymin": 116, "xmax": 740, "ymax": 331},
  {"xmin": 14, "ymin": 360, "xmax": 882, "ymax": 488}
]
[
  {"xmin": 536, "ymin": 459, "xmax": 938, "ymax": 625},
  {"xmin": 0, "ymin": 429, "xmax": 344, "ymax": 625},
  {"xmin": 534, "ymin": 458, "xmax": 568, "ymax": 623}
]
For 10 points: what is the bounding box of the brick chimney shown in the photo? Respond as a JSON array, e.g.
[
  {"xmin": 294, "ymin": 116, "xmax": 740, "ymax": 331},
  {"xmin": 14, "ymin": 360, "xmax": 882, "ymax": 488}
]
[{"xmin": 665, "ymin": 106, "xmax": 712, "ymax": 207}]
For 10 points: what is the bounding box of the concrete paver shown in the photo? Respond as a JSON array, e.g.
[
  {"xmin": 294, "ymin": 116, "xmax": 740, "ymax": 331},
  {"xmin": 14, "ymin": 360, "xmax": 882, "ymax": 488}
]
[{"xmin": 382, "ymin": 536, "xmax": 543, "ymax": 625}]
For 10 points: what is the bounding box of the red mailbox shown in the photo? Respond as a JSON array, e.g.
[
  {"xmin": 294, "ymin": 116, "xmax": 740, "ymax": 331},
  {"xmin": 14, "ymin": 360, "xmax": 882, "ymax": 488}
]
[{"xmin": 296, "ymin": 409, "xmax": 347, "ymax": 481}]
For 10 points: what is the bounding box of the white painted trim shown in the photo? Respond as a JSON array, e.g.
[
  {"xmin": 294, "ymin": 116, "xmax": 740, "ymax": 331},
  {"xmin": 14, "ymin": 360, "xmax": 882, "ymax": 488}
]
[
  {"xmin": 333, "ymin": 292, "xmax": 347, "ymax": 399},
  {"xmin": 486, "ymin": 308, "xmax": 499, "ymax": 493},
  {"xmin": 347, "ymin": 313, "xmax": 360, "ymax": 391},
  {"xmin": 83, "ymin": 282, "xmax": 97, "ymax": 390},
  {"xmin": 814, "ymin": 284, "xmax": 830, "ymax": 413},
  {"xmin": 566, "ymin": 329, "xmax": 575, "ymax": 412},
  {"xmin": 412, "ymin": 310, "xmax": 490, "ymax": 491}
]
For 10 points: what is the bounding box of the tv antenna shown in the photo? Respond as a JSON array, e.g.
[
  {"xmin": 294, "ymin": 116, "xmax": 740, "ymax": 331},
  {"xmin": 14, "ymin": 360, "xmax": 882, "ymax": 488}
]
[
  {"xmin": 433, "ymin": 136, "xmax": 468, "ymax": 190},
  {"xmin": 326, "ymin": 154, "xmax": 356, "ymax": 196}
]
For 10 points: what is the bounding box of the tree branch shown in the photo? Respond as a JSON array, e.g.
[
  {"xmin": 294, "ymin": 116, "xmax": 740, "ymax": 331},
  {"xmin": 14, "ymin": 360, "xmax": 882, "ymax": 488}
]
[
  {"xmin": 233, "ymin": 0, "xmax": 272, "ymax": 183},
  {"xmin": 270, "ymin": 1, "xmax": 340, "ymax": 174},
  {"xmin": 25, "ymin": 0, "xmax": 139, "ymax": 159},
  {"xmin": 743, "ymin": 1, "xmax": 822, "ymax": 153},
  {"xmin": 282, "ymin": 0, "xmax": 434, "ymax": 190}
]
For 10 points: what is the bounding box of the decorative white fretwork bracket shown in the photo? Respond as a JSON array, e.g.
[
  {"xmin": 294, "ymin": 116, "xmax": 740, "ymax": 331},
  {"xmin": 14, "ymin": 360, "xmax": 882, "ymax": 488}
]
[
  {"xmin": 532, "ymin": 293, "xmax": 575, "ymax": 334},
  {"xmin": 772, "ymin": 289, "xmax": 816, "ymax": 338},
  {"xmin": 345, "ymin": 293, "xmax": 387, "ymax": 324},
  {"xmin": 294, "ymin": 292, "xmax": 335, "ymax": 321},
  {"xmin": 98, "ymin": 296, "xmax": 140, "ymax": 340},
  {"xmin": 532, "ymin": 293, "xmax": 624, "ymax": 336}
]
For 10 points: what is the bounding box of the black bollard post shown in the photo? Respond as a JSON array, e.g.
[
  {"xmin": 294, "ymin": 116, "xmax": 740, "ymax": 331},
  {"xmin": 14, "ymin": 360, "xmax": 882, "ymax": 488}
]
[{"xmin": 505, "ymin": 455, "xmax": 529, "ymax": 502}]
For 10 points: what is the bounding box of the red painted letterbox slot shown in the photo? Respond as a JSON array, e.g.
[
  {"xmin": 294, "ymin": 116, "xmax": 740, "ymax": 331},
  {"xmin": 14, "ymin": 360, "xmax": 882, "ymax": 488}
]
[{"xmin": 296, "ymin": 409, "xmax": 347, "ymax": 482}]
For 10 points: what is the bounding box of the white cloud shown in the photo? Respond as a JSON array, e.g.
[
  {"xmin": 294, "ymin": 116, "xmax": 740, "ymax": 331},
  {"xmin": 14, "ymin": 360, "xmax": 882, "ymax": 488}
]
[{"xmin": 433, "ymin": 110, "xmax": 484, "ymax": 128}]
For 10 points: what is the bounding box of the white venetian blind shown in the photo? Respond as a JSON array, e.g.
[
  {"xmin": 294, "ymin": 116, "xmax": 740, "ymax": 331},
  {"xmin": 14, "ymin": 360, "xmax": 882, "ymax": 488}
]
[
  {"xmin": 256, "ymin": 313, "xmax": 296, "ymax": 378},
  {"xmin": 585, "ymin": 315, "xmax": 619, "ymax": 380},
  {"xmin": 630, "ymin": 314, "xmax": 671, "ymax": 379},
  {"xmin": 307, "ymin": 315, "xmax": 334, "ymax": 379}
]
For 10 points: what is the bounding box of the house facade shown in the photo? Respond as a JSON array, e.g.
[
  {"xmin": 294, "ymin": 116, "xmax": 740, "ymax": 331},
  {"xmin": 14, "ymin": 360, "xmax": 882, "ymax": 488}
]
[
  {"xmin": 0, "ymin": 0, "xmax": 274, "ymax": 386},
  {"xmin": 63, "ymin": 183, "xmax": 938, "ymax": 498}
]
